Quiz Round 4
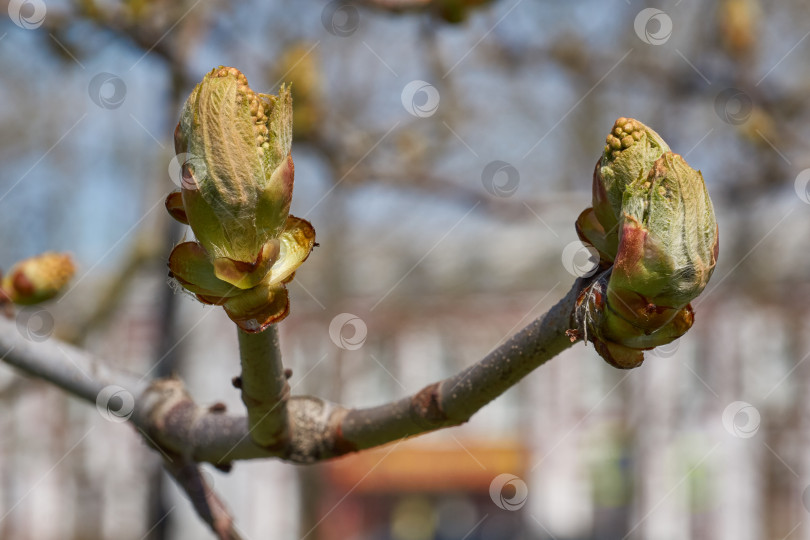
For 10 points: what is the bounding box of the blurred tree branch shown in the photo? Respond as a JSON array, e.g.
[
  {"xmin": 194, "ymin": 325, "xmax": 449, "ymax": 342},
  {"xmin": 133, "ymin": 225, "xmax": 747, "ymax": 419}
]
[
  {"xmin": 359, "ymin": 0, "xmax": 497, "ymax": 23},
  {"xmin": 163, "ymin": 458, "xmax": 242, "ymax": 540},
  {"xmin": 61, "ymin": 235, "xmax": 163, "ymax": 345},
  {"xmin": 359, "ymin": 0, "xmax": 433, "ymax": 11}
]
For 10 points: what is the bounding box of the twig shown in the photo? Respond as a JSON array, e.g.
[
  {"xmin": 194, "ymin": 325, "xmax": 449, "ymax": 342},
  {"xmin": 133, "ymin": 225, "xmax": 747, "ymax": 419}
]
[{"xmin": 236, "ymin": 326, "xmax": 290, "ymax": 448}]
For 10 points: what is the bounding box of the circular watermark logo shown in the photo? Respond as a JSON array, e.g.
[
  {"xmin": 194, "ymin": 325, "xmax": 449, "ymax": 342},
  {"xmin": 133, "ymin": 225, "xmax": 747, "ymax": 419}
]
[
  {"xmin": 489, "ymin": 473, "xmax": 528, "ymax": 511},
  {"xmin": 321, "ymin": 0, "xmax": 359, "ymax": 37},
  {"xmin": 650, "ymin": 338, "xmax": 680, "ymax": 359},
  {"xmin": 16, "ymin": 306, "xmax": 54, "ymax": 342},
  {"xmin": 7, "ymin": 0, "xmax": 46, "ymax": 30},
  {"xmin": 561, "ymin": 241, "xmax": 600, "ymax": 278},
  {"xmin": 722, "ymin": 401, "xmax": 760, "ymax": 438},
  {"xmin": 714, "ymin": 88, "xmax": 753, "ymax": 126},
  {"xmin": 802, "ymin": 485, "xmax": 810, "ymax": 514},
  {"xmin": 96, "ymin": 385, "xmax": 135, "ymax": 423},
  {"xmin": 794, "ymin": 168, "xmax": 810, "ymax": 204},
  {"xmin": 168, "ymin": 152, "xmax": 203, "ymax": 190},
  {"xmin": 329, "ymin": 313, "xmax": 367, "ymax": 350},
  {"xmin": 88, "ymin": 73, "xmax": 127, "ymax": 110},
  {"xmin": 401, "ymin": 80, "xmax": 440, "ymax": 118},
  {"xmin": 482, "ymin": 160, "xmax": 520, "ymax": 198},
  {"xmin": 634, "ymin": 8, "xmax": 673, "ymax": 45}
]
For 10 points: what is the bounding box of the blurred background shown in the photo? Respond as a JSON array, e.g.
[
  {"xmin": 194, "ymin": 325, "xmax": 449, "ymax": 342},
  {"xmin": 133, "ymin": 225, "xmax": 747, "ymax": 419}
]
[{"xmin": 0, "ymin": 0, "xmax": 809, "ymax": 538}]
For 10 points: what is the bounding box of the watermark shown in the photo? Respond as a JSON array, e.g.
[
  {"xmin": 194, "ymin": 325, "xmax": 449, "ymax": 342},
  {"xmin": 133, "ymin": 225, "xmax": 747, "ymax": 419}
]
[
  {"xmin": 649, "ymin": 338, "xmax": 680, "ymax": 359},
  {"xmin": 714, "ymin": 88, "xmax": 753, "ymax": 125},
  {"xmin": 401, "ymin": 80, "xmax": 440, "ymax": 118},
  {"xmin": 561, "ymin": 241, "xmax": 600, "ymax": 278},
  {"xmin": 16, "ymin": 306, "xmax": 54, "ymax": 342},
  {"xmin": 88, "ymin": 73, "xmax": 127, "ymax": 110},
  {"xmin": 481, "ymin": 160, "xmax": 520, "ymax": 198},
  {"xmin": 168, "ymin": 152, "xmax": 204, "ymax": 190},
  {"xmin": 489, "ymin": 473, "xmax": 528, "ymax": 511},
  {"xmin": 321, "ymin": 0, "xmax": 359, "ymax": 37},
  {"xmin": 722, "ymin": 401, "xmax": 760, "ymax": 438},
  {"xmin": 802, "ymin": 485, "xmax": 810, "ymax": 513},
  {"xmin": 96, "ymin": 385, "xmax": 135, "ymax": 423},
  {"xmin": 329, "ymin": 313, "xmax": 367, "ymax": 350},
  {"xmin": 8, "ymin": 0, "xmax": 46, "ymax": 30},
  {"xmin": 634, "ymin": 8, "xmax": 672, "ymax": 45},
  {"xmin": 794, "ymin": 168, "xmax": 810, "ymax": 204}
]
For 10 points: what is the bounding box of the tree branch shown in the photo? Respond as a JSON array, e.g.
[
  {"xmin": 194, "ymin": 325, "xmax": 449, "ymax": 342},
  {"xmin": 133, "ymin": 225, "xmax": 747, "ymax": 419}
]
[
  {"xmin": 163, "ymin": 458, "xmax": 243, "ymax": 540},
  {"xmin": 235, "ymin": 326, "xmax": 289, "ymax": 448},
  {"xmin": 0, "ymin": 279, "xmax": 585, "ymax": 466},
  {"xmin": 136, "ymin": 279, "xmax": 585, "ymax": 463}
]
